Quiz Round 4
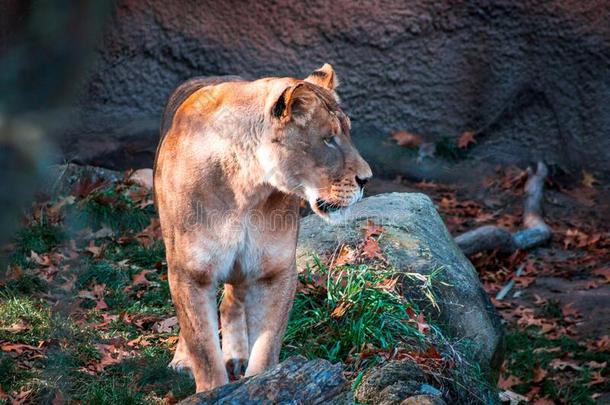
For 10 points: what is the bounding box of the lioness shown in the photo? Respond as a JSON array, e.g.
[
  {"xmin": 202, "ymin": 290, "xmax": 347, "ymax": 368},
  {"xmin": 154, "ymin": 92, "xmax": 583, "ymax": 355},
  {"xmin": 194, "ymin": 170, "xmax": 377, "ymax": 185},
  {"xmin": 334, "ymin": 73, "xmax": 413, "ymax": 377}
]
[{"xmin": 154, "ymin": 64, "xmax": 372, "ymax": 392}]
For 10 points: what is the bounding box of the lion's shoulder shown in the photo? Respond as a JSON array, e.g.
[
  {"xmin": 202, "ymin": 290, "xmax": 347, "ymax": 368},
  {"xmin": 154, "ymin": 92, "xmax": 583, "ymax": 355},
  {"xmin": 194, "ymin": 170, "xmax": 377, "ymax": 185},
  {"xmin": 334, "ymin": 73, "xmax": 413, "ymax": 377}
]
[{"xmin": 160, "ymin": 75, "xmax": 244, "ymax": 138}]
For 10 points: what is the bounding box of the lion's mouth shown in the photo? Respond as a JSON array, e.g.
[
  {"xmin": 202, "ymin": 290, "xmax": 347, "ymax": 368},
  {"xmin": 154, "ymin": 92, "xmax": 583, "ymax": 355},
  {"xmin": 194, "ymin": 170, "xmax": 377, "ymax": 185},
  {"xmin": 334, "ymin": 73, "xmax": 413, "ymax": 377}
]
[{"xmin": 314, "ymin": 198, "xmax": 346, "ymax": 214}]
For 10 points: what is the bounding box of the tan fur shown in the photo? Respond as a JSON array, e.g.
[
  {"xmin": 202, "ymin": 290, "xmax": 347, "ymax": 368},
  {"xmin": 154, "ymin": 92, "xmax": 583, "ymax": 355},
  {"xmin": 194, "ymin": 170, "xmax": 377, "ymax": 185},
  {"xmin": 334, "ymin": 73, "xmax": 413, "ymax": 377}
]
[{"xmin": 154, "ymin": 64, "xmax": 371, "ymax": 392}]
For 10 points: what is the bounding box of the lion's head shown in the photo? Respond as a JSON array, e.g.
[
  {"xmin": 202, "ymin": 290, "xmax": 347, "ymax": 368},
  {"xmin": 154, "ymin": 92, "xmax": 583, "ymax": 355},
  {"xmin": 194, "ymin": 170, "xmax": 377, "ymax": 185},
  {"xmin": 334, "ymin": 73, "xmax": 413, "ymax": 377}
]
[{"xmin": 256, "ymin": 64, "xmax": 372, "ymax": 222}]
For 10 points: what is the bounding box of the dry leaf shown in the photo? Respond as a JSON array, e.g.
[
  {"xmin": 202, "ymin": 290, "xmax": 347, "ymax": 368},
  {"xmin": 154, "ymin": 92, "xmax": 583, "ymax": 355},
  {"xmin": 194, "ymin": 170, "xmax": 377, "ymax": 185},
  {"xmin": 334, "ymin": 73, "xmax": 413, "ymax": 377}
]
[
  {"xmin": 363, "ymin": 219, "xmax": 384, "ymax": 238},
  {"xmin": 391, "ymin": 131, "xmax": 422, "ymax": 148},
  {"xmin": 331, "ymin": 301, "xmax": 350, "ymax": 319},
  {"xmin": 155, "ymin": 316, "xmax": 179, "ymax": 333},
  {"xmin": 498, "ymin": 374, "xmax": 522, "ymax": 390},
  {"xmin": 458, "ymin": 131, "xmax": 476, "ymax": 149},
  {"xmin": 532, "ymin": 366, "xmax": 547, "ymax": 383},
  {"xmin": 362, "ymin": 238, "xmax": 382, "ymax": 259},
  {"xmin": 581, "ymin": 170, "xmax": 598, "ymax": 188},
  {"xmin": 334, "ymin": 245, "xmax": 355, "ymax": 266},
  {"xmin": 85, "ymin": 240, "xmax": 103, "ymax": 258},
  {"xmin": 129, "ymin": 168, "xmax": 154, "ymax": 189},
  {"xmin": 0, "ymin": 342, "xmax": 42, "ymax": 354},
  {"xmin": 132, "ymin": 269, "xmax": 156, "ymax": 286}
]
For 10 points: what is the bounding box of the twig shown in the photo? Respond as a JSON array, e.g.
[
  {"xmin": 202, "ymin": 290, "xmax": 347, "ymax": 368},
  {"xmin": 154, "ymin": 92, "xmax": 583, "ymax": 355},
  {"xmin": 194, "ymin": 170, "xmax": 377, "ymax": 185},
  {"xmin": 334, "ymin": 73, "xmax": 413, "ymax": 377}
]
[{"xmin": 495, "ymin": 264, "xmax": 524, "ymax": 301}]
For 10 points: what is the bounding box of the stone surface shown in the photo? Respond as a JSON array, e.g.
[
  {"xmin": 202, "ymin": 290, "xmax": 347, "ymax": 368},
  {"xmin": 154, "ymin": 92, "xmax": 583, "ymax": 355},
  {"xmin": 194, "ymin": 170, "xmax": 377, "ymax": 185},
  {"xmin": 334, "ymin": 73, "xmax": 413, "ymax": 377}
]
[
  {"xmin": 401, "ymin": 395, "xmax": 447, "ymax": 405},
  {"xmin": 354, "ymin": 360, "xmax": 428, "ymax": 405},
  {"xmin": 179, "ymin": 356, "xmax": 352, "ymax": 405},
  {"xmin": 297, "ymin": 193, "xmax": 505, "ymax": 373},
  {"xmin": 58, "ymin": 0, "xmax": 610, "ymax": 180}
]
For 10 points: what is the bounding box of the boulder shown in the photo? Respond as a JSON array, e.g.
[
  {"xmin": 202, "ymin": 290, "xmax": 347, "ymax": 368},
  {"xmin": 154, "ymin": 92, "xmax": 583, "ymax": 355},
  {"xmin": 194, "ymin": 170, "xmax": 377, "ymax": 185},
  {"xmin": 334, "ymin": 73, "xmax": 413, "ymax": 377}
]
[
  {"xmin": 401, "ymin": 395, "xmax": 447, "ymax": 405},
  {"xmin": 297, "ymin": 193, "xmax": 504, "ymax": 374},
  {"xmin": 354, "ymin": 360, "xmax": 429, "ymax": 405}
]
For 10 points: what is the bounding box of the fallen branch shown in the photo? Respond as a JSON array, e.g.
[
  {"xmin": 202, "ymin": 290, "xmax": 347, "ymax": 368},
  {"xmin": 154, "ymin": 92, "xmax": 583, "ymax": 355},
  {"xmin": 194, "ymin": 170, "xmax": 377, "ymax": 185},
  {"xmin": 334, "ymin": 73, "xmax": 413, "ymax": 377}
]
[
  {"xmin": 455, "ymin": 162, "xmax": 551, "ymax": 256},
  {"xmin": 179, "ymin": 356, "xmax": 351, "ymax": 404}
]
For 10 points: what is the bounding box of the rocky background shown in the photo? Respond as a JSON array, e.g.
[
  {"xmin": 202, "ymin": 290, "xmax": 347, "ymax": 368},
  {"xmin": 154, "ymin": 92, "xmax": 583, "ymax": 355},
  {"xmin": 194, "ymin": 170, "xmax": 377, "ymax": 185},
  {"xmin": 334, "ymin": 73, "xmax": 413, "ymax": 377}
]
[{"xmin": 58, "ymin": 0, "xmax": 610, "ymax": 180}]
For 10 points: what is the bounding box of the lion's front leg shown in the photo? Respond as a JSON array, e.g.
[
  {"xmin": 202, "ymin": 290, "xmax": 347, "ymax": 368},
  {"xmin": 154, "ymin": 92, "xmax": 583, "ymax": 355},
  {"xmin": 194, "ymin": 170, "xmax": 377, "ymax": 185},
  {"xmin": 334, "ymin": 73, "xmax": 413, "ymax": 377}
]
[
  {"xmin": 168, "ymin": 267, "xmax": 228, "ymax": 392},
  {"xmin": 244, "ymin": 265, "xmax": 297, "ymax": 376},
  {"xmin": 220, "ymin": 283, "xmax": 249, "ymax": 380}
]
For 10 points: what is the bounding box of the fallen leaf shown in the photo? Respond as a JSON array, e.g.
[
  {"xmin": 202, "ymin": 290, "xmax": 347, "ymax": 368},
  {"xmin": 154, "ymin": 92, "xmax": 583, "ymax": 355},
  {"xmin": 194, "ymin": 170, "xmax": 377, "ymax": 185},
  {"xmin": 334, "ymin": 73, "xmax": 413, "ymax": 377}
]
[
  {"xmin": 2, "ymin": 319, "xmax": 30, "ymax": 333},
  {"xmin": 498, "ymin": 374, "xmax": 522, "ymax": 390},
  {"xmin": 127, "ymin": 335, "xmax": 152, "ymax": 348},
  {"xmin": 549, "ymin": 358, "xmax": 582, "ymax": 371},
  {"xmin": 129, "ymin": 168, "xmax": 154, "ymax": 189},
  {"xmin": 458, "ymin": 131, "xmax": 476, "ymax": 149},
  {"xmin": 416, "ymin": 312, "xmax": 429, "ymax": 334},
  {"xmin": 10, "ymin": 389, "xmax": 33, "ymax": 405},
  {"xmin": 132, "ymin": 269, "xmax": 156, "ymax": 286},
  {"xmin": 581, "ymin": 170, "xmax": 598, "ymax": 188},
  {"xmin": 333, "ymin": 244, "xmax": 356, "ymax": 266},
  {"xmin": 0, "ymin": 342, "xmax": 42, "ymax": 354},
  {"xmin": 362, "ymin": 238, "xmax": 382, "ymax": 259},
  {"xmin": 363, "ymin": 219, "xmax": 384, "ymax": 239},
  {"xmin": 586, "ymin": 370, "xmax": 606, "ymax": 387},
  {"xmin": 85, "ymin": 240, "xmax": 103, "ymax": 258},
  {"xmin": 331, "ymin": 301, "xmax": 350, "ymax": 319},
  {"xmin": 532, "ymin": 365, "xmax": 547, "ymax": 383},
  {"xmin": 391, "ymin": 131, "xmax": 422, "ymax": 148},
  {"xmin": 561, "ymin": 303, "xmax": 580, "ymax": 319},
  {"xmin": 155, "ymin": 316, "xmax": 179, "ymax": 333}
]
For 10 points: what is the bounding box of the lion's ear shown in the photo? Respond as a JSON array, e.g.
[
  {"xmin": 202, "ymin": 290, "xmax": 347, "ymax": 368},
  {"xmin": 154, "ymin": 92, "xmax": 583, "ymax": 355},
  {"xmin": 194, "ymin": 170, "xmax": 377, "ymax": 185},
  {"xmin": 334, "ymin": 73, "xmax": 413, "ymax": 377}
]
[
  {"xmin": 271, "ymin": 83, "xmax": 316, "ymax": 125},
  {"xmin": 304, "ymin": 63, "xmax": 338, "ymax": 91}
]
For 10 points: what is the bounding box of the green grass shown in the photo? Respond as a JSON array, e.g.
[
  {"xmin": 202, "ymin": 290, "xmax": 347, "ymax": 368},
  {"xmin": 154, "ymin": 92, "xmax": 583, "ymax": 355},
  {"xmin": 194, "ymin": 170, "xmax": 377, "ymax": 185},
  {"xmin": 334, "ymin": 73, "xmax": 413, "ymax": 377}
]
[{"xmin": 283, "ymin": 257, "xmax": 422, "ymax": 364}]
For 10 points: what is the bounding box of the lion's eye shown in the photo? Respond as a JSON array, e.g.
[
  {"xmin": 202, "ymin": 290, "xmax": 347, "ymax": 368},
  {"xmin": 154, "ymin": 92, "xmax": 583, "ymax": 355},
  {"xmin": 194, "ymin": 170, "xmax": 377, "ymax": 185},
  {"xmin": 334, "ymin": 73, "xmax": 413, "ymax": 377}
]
[{"xmin": 323, "ymin": 136, "xmax": 336, "ymax": 147}]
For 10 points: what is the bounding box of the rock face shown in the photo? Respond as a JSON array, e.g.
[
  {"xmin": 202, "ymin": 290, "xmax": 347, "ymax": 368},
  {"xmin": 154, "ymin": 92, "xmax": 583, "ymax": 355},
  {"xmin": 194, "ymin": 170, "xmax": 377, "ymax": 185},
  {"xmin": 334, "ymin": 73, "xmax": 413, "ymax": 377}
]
[
  {"xmin": 297, "ymin": 193, "xmax": 504, "ymax": 373},
  {"xmin": 60, "ymin": 0, "xmax": 610, "ymax": 179}
]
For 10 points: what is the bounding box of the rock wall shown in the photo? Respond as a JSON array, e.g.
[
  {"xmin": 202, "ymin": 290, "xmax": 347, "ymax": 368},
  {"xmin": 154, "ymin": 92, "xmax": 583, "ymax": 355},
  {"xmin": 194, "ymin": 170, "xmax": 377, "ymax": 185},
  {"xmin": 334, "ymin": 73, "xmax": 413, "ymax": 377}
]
[{"xmin": 65, "ymin": 0, "xmax": 610, "ymax": 178}]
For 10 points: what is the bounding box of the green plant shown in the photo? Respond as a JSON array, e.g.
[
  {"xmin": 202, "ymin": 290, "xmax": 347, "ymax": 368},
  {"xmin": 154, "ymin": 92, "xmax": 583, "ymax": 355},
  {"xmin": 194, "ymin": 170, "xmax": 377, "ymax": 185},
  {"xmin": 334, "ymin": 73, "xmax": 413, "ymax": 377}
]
[{"xmin": 283, "ymin": 256, "xmax": 422, "ymax": 364}]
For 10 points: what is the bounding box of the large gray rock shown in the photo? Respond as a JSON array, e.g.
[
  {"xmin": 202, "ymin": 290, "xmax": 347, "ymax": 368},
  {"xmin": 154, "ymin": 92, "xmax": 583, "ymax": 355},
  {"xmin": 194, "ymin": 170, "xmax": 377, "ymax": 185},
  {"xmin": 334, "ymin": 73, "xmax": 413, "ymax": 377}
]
[
  {"xmin": 354, "ymin": 360, "xmax": 429, "ymax": 405},
  {"xmin": 297, "ymin": 193, "xmax": 504, "ymax": 373},
  {"xmin": 56, "ymin": 0, "xmax": 610, "ymax": 179}
]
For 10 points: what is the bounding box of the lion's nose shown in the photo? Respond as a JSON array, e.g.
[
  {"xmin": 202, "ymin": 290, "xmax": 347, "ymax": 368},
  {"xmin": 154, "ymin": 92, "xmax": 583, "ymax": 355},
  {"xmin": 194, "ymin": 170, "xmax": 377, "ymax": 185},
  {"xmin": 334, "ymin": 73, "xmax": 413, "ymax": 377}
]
[{"xmin": 355, "ymin": 175, "xmax": 369, "ymax": 189}]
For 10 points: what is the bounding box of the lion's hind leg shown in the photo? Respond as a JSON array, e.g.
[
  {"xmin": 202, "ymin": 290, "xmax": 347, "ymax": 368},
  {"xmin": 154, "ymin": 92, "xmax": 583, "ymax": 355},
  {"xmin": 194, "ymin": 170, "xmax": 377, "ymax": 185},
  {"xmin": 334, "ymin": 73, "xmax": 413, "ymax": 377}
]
[{"xmin": 220, "ymin": 283, "xmax": 249, "ymax": 380}]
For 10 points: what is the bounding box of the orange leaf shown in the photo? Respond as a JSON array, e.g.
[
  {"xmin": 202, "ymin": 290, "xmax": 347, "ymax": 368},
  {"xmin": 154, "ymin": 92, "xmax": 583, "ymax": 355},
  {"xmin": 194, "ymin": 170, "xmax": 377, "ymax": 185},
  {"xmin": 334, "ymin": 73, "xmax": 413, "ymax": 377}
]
[
  {"xmin": 581, "ymin": 170, "xmax": 598, "ymax": 188},
  {"xmin": 331, "ymin": 301, "xmax": 350, "ymax": 319},
  {"xmin": 458, "ymin": 131, "xmax": 476, "ymax": 149},
  {"xmin": 532, "ymin": 366, "xmax": 547, "ymax": 383},
  {"xmin": 363, "ymin": 219, "xmax": 384, "ymax": 238},
  {"xmin": 498, "ymin": 374, "xmax": 522, "ymax": 390},
  {"xmin": 132, "ymin": 269, "xmax": 156, "ymax": 286},
  {"xmin": 391, "ymin": 131, "xmax": 422, "ymax": 148},
  {"xmin": 334, "ymin": 245, "xmax": 356, "ymax": 266},
  {"xmin": 362, "ymin": 238, "xmax": 381, "ymax": 259},
  {"xmin": 0, "ymin": 342, "xmax": 42, "ymax": 354}
]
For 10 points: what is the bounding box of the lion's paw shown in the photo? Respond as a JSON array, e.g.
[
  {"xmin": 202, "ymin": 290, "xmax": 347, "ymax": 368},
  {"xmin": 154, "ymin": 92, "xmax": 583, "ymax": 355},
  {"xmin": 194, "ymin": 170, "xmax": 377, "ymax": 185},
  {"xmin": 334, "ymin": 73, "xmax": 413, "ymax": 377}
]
[{"xmin": 225, "ymin": 358, "xmax": 248, "ymax": 381}]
